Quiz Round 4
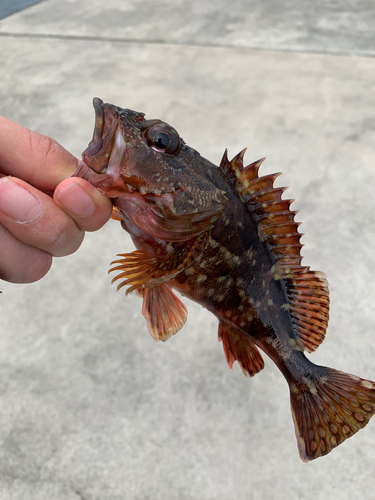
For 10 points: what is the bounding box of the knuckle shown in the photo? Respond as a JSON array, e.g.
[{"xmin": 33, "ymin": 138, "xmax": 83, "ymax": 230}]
[
  {"xmin": 35, "ymin": 134, "xmax": 63, "ymax": 167},
  {"xmin": 25, "ymin": 131, "xmax": 67, "ymax": 186}
]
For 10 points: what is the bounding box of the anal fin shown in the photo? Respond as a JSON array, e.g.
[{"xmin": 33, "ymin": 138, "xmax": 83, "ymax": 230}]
[{"xmin": 218, "ymin": 321, "xmax": 264, "ymax": 377}]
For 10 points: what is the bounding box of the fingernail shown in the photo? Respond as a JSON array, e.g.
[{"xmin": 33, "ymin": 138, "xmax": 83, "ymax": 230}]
[
  {"xmin": 0, "ymin": 178, "xmax": 41, "ymax": 223},
  {"xmin": 57, "ymin": 181, "xmax": 95, "ymax": 217}
]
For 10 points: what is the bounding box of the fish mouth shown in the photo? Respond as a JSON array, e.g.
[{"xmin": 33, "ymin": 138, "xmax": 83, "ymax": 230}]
[
  {"xmin": 74, "ymin": 97, "xmax": 129, "ymax": 194},
  {"xmin": 81, "ymin": 97, "xmax": 121, "ymax": 174},
  {"xmin": 83, "ymin": 97, "xmax": 104, "ymax": 158}
]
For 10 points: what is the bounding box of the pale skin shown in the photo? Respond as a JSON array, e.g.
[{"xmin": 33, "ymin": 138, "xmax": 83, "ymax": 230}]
[{"xmin": 0, "ymin": 116, "xmax": 113, "ymax": 284}]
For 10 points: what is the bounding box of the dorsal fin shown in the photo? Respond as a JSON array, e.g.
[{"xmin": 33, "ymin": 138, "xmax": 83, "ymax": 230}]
[
  {"xmin": 219, "ymin": 148, "xmax": 247, "ymax": 183},
  {"xmin": 221, "ymin": 151, "xmax": 329, "ymax": 353}
]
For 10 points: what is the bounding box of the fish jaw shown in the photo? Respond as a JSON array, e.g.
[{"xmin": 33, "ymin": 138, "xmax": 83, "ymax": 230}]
[
  {"xmin": 75, "ymin": 98, "xmax": 131, "ymax": 196},
  {"xmin": 82, "ymin": 98, "xmax": 123, "ymax": 174}
]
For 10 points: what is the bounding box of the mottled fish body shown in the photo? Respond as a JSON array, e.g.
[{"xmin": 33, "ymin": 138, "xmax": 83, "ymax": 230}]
[{"xmin": 75, "ymin": 98, "xmax": 375, "ymax": 461}]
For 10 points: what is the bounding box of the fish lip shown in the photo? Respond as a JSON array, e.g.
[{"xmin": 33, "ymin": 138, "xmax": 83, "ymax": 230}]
[
  {"xmin": 83, "ymin": 97, "xmax": 105, "ymax": 159},
  {"xmin": 82, "ymin": 97, "xmax": 122, "ymax": 174}
]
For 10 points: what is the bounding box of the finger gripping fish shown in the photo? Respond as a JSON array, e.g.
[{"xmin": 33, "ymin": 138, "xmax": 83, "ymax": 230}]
[{"xmin": 75, "ymin": 97, "xmax": 375, "ymax": 461}]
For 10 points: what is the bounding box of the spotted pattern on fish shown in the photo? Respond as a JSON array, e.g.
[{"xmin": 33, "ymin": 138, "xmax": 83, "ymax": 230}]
[{"xmin": 75, "ymin": 98, "xmax": 375, "ymax": 462}]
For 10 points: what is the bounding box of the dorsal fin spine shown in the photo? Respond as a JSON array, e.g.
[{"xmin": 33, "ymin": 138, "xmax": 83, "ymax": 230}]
[
  {"xmin": 219, "ymin": 149, "xmax": 229, "ymax": 170},
  {"xmin": 246, "ymin": 187, "xmax": 288, "ymax": 204},
  {"xmin": 256, "ymin": 199, "xmax": 295, "ymax": 214},
  {"xmin": 220, "ymin": 148, "xmax": 247, "ymax": 182},
  {"xmin": 258, "ymin": 210, "xmax": 299, "ymax": 223},
  {"xmin": 224, "ymin": 149, "xmax": 330, "ymax": 354}
]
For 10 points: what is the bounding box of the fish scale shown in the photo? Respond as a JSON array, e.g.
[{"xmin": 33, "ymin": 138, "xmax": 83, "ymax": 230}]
[{"xmin": 74, "ymin": 97, "xmax": 375, "ymax": 462}]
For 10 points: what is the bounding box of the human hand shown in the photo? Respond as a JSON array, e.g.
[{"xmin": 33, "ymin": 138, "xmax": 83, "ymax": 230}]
[{"xmin": 0, "ymin": 115, "xmax": 113, "ymax": 284}]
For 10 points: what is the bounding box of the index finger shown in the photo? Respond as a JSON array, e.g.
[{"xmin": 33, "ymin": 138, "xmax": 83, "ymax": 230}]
[{"xmin": 0, "ymin": 115, "xmax": 78, "ymax": 192}]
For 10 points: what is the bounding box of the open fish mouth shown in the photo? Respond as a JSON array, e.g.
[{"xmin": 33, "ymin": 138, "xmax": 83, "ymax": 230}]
[
  {"xmin": 81, "ymin": 97, "xmax": 123, "ymax": 175},
  {"xmin": 73, "ymin": 98, "xmax": 130, "ymax": 195},
  {"xmin": 83, "ymin": 97, "xmax": 105, "ymax": 159}
]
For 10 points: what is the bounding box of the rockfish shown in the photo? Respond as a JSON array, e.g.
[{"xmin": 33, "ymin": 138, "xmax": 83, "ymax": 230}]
[{"xmin": 74, "ymin": 97, "xmax": 375, "ymax": 461}]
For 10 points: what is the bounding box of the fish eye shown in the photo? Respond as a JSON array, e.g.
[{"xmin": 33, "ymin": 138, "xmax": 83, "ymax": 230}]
[
  {"xmin": 153, "ymin": 132, "xmax": 171, "ymax": 150},
  {"xmin": 144, "ymin": 122, "xmax": 181, "ymax": 156}
]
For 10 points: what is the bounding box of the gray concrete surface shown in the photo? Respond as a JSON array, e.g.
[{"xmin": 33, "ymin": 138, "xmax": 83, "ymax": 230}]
[
  {"xmin": 1, "ymin": 0, "xmax": 375, "ymax": 56},
  {"xmin": 1, "ymin": 1, "xmax": 375, "ymax": 499}
]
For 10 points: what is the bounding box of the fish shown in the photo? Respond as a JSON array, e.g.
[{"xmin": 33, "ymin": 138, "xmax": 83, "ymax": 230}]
[{"xmin": 74, "ymin": 97, "xmax": 375, "ymax": 461}]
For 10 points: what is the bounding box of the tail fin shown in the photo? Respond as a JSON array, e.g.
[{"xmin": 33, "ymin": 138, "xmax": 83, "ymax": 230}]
[{"xmin": 290, "ymin": 367, "xmax": 375, "ymax": 461}]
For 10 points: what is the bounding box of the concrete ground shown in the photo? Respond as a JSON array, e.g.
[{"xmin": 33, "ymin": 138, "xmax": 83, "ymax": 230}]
[{"xmin": 1, "ymin": 1, "xmax": 375, "ymax": 499}]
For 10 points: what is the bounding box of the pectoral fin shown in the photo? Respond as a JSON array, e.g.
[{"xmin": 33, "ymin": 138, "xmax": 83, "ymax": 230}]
[
  {"xmin": 108, "ymin": 231, "xmax": 209, "ymax": 294},
  {"xmin": 108, "ymin": 232, "xmax": 209, "ymax": 341}
]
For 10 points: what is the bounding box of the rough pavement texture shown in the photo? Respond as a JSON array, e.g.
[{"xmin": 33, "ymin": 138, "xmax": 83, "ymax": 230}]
[{"xmin": 1, "ymin": 1, "xmax": 375, "ymax": 499}]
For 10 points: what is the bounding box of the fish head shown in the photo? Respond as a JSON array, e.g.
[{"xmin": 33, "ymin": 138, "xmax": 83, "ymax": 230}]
[{"xmin": 75, "ymin": 98, "xmax": 228, "ymax": 241}]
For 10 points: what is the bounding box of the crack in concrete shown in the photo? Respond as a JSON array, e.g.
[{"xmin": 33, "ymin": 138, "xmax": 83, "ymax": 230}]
[
  {"xmin": 69, "ymin": 485, "xmax": 87, "ymax": 500},
  {"xmin": 0, "ymin": 31, "xmax": 374, "ymax": 59}
]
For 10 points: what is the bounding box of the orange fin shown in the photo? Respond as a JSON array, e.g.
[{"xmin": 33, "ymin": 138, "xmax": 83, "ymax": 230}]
[
  {"xmin": 108, "ymin": 231, "xmax": 209, "ymax": 294},
  {"xmin": 290, "ymin": 367, "xmax": 375, "ymax": 461},
  {"xmin": 140, "ymin": 284, "xmax": 187, "ymax": 342},
  {"xmin": 219, "ymin": 148, "xmax": 248, "ymax": 183},
  {"xmin": 286, "ymin": 271, "xmax": 329, "ymax": 352},
  {"xmin": 111, "ymin": 206, "xmax": 122, "ymax": 221},
  {"xmin": 221, "ymin": 151, "xmax": 329, "ymax": 353},
  {"xmin": 218, "ymin": 321, "xmax": 264, "ymax": 377}
]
